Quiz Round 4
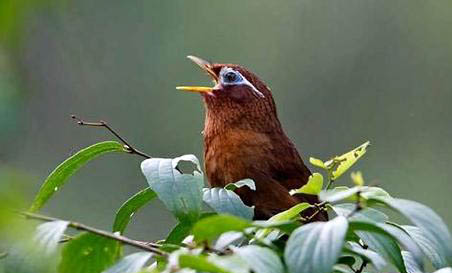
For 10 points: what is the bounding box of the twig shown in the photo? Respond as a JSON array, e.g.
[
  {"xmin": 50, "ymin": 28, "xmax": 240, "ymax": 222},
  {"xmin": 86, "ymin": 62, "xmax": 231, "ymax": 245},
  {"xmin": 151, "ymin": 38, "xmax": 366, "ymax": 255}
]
[
  {"xmin": 0, "ymin": 252, "xmax": 8, "ymax": 259},
  {"xmin": 304, "ymin": 201, "xmax": 328, "ymax": 222},
  {"xmin": 19, "ymin": 211, "xmax": 166, "ymax": 257},
  {"xmin": 71, "ymin": 115, "xmax": 151, "ymax": 159},
  {"xmin": 347, "ymin": 190, "xmax": 363, "ymax": 218}
]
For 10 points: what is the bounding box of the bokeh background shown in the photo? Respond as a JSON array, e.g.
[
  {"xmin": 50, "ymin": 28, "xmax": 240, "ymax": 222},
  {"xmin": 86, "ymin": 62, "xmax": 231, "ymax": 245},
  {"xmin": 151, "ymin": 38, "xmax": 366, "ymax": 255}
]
[{"xmin": 1, "ymin": 0, "xmax": 451, "ymax": 245}]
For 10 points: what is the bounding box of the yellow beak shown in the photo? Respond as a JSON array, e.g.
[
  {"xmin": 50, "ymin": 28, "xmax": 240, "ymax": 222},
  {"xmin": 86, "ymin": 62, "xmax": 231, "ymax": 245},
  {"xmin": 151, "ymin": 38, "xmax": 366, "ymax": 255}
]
[{"xmin": 176, "ymin": 55, "xmax": 217, "ymax": 94}]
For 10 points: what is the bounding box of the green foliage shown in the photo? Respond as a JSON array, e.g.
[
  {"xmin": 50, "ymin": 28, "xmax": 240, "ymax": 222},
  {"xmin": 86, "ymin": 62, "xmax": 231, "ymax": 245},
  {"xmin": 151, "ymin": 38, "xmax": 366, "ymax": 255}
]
[
  {"xmin": 4, "ymin": 140, "xmax": 452, "ymax": 273},
  {"xmin": 113, "ymin": 187, "xmax": 157, "ymax": 234},
  {"xmin": 58, "ymin": 233, "xmax": 121, "ymax": 273},
  {"xmin": 140, "ymin": 155, "xmax": 204, "ymax": 223},
  {"xmin": 29, "ymin": 141, "xmax": 126, "ymax": 212}
]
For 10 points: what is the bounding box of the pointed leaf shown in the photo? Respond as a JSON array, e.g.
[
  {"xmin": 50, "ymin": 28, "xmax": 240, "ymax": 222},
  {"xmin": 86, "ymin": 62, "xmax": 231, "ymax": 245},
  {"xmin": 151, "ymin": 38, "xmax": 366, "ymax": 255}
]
[
  {"xmin": 141, "ymin": 155, "xmax": 204, "ymax": 223},
  {"xmin": 30, "ymin": 141, "xmax": 125, "ymax": 212},
  {"xmin": 103, "ymin": 252, "xmax": 153, "ymax": 273},
  {"xmin": 331, "ymin": 141, "xmax": 370, "ymax": 180},
  {"xmin": 290, "ymin": 173, "xmax": 323, "ymax": 195},
  {"xmin": 285, "ymin": 216, "xmax": 349, "ymax": 273},
  {"xmin": 401, "ymin": 225, "xmax": 448, "ymax": 269},
  {"xmin": 113, "ymin": 187, "xmax": 156, "ymax": 234},
  {"xmin": 372, "ymin": 197, "xmax": 452, "ymax": 266},
  {"xmin": 202, "ymin": 188, "xmax": 254, "ymax": 220}
]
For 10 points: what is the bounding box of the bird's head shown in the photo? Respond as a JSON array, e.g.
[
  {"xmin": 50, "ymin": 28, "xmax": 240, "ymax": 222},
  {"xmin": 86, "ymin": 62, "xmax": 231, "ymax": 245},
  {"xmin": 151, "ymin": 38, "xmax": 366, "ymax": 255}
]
[{"xmin": 177, "ymin": 56, "xmax": 279, "ymax": 132}]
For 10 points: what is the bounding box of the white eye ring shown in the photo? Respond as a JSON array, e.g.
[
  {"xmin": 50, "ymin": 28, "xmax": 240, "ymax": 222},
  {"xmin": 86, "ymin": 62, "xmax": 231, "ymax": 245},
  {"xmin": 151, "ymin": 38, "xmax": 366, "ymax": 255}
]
[{"xmin": 219, "ymin": 67, "xmax": 265, "ymax": 98}]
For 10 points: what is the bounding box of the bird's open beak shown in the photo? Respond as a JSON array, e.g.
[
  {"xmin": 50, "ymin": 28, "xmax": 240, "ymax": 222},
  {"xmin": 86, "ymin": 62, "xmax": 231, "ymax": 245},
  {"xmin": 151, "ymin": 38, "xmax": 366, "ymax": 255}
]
[{"xmin": 176, "ymin": 55, "xmax": 218, "ymax": 94}]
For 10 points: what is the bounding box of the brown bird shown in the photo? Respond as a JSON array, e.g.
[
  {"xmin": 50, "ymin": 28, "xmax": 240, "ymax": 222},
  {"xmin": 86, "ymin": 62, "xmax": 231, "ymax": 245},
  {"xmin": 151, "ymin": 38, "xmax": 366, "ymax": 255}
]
[{"xmin": 177, "ymin": 56, "xmax": 327, "ymax": 221}]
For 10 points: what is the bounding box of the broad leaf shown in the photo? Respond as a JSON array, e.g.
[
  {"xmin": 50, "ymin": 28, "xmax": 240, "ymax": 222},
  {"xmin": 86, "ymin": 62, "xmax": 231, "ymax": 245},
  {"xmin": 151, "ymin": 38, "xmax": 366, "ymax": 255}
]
[
  {"xmin": 401, "ymin": 225, "xmax": 448, "ymax": 269},
  {"xmin": 372, "ymin": 198, "xmax": 452, "ymax": 266},
  {"xmin": 285, "ymin": 216, "xmax": 348, "ymax": 273},
  {"xmin": 113, "ymin": 187, "xmax": 156, "ymax": 234},
  {"xmin": 192, "ymin": 215, "xmax": 251, "ymax": 243},
  {"xmin": 290, "ymin": 173, "xmax": 323, "ymax": 195},
  {"xmin": 333, "ymin": 203, "xmax": 388, "ymax": 223},
  {"xmin": 30, "ymin": 141, "xmax": 125, "ymax": 212},
  {"xmin": 33, "ymin": 220, "xmax": 69, "ymax": 254},
  {"xmin": 320, "ymin": 186, "xmax": 390, "ymax": 203},
  {"xmin": 349, "ymin": 220, "xmax": 425, "ymax": 273},
  {"xmin": 58, "ymin": 232, "xmax": 122, "ymax": 273},
  {"xmin": 319, "ymin": 186, "xmax": 360, "ymax": 203},
  {"xmin": 103, "ymin": 252, "xmax": 152, "ymax": 273},
  {"xmin": 141, "ymin": 155, "xmax": 204, "ymax": 223},
  {"xmin": 202, "ymin": 188, "xmax": 254, "ymax": 220},
  {"xmin": 225, "ymin": 179, "xmax": 256, "ymax": 191},
  {"xmin": 344, "ymin": 241, "xmax": 386, "ymax": 270},
  {"xmin": 233, "ymin": 245, "xmax": 284, "ymax": 273}
]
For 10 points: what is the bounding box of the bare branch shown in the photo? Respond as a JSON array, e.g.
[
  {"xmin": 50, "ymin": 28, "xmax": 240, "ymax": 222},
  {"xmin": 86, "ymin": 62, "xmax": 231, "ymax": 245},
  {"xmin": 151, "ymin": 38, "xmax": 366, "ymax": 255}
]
[
  {"xmin": 71, "ymin": 115, "xmax": 151, "ymax": 159},
  {"xmin": 19, "ymin": 211, "xmax": 166, "ymax": 257}
]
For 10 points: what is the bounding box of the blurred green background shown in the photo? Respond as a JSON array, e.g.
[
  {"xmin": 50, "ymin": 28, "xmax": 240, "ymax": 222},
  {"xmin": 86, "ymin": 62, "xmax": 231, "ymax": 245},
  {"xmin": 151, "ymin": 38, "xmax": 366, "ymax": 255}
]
[{"xmin": 1, "ymin": 0, "xmax": 451, "ymax": 243}]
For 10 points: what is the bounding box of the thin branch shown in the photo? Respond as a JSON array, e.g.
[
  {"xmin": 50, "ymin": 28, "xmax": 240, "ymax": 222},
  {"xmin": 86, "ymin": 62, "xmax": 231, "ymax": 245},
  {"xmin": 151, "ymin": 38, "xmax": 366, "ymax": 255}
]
[
  {"xmin": 304, "ymin": 201, "xmax": 328, "ymax": 222},
  {"xmin": 0, "ymin": 252, "xmax": 8, "ymax": 259},
  {"xmin": 19, "ymin": 211, "xmax": 166, "ymax": 257},
  {"xmin": 71, "ymin": 115, "xmax": 151, "ymax": 159}
]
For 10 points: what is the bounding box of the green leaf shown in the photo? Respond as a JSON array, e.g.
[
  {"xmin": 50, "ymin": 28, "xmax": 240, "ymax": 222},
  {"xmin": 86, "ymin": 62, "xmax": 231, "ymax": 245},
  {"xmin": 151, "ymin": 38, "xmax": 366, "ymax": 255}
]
[
  {"xmin": 179, "ymin": 254, "xmax": 231, "ymax": 273},
  {"xmin": 192, "ymin": 215, "xmax": 251, "ymax": 243},
  {"xmin": 371, "ymin": 197, "xmax": 452, "ymax": 266},
  {"xmin": 232, "ymin": 245, "xmax": 284, "ymax": 273},
  {"xmin": 344, "ymin": 241, "xmax": 386, "ymax": 270},
  {"xmin": 58, "ymin": 232, "xmax": 122, "ymax": 273},
  {"xmin": 401, "ymin": 225, "xmax": 448, "ymax": 269},
  {"xmin": 33, "ymin": 220, "xmax": 69, "ymax": 255},
  {"xmin": 165, "ymin": 221, "xmax": 193, "ymax": 245},
  {"xmin": 349, "ymin": 220, "xmax": 425, "ymax": 273},
  {"xmin": 290, "ymin": 173, "xmax": 323, "ymax": 195},
  {"xmin": 254, "ymin": 202, "xmax": 310, "ymax": 239},
  {"xmin": 320, "ymin": 186, "xmax": 390, "ymax": 203},
  {"xmin": 225, "ymin": 179, "xmax": 256, "ymax": 191},
  {"xmin": 202, "ymin": 187, "xmax": 254, "ymax": 220},
  {"xmin": 319, "ymin": 186, "xmax": 360, "ymax": 203},
  {"xmin": 103, "ymin": 252, "xmax": 153, "ymax": 273},
  {"xmin": 29, "ymin": 141, "xmax": 125, "ymax": 212},
  {"xmin": 113, "ymin": 187, "xmax": 157, "ymax": 234},
  {"xmin": 330, "ymin": 141, "xmax": 370, "ymax": 180},
  {"xmin": 309, "ymin": 157, "xmax": 327, "ymax": 169},
  {"xmin": 141, "ymin": 155, "xmax": 204, "ymax": 223},
  {"xmin": 333, "ymin": 203, "xmax": 388, "ymax": 223},
  {"xmin": 402, "ymin": 251, "xmax": 423, "ymax": 273},
  {"xmin": 285, "ymin": 216, "xmax": 349, "ymax": 273}
]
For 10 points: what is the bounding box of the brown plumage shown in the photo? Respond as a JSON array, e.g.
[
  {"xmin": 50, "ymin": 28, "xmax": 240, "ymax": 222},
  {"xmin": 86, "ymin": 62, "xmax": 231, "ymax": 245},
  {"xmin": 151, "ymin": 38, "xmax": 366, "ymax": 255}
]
[{"xmin": 178, "ymin": 56, "xmax": 327, "ymax": 221}]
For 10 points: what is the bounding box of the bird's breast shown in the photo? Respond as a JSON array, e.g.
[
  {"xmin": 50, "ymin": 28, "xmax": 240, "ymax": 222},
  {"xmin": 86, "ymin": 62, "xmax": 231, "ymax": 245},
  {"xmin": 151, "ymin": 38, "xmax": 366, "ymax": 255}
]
[{"xmin": 204, "ymin": 129, "xmax": 274, "ymax": 187}]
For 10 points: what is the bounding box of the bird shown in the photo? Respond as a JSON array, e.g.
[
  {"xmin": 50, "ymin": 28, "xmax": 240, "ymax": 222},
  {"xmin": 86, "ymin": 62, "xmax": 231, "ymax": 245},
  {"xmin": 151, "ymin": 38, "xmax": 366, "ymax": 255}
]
[{"xmin": 177, "ymin": 56, "xmax": 327, "ymax": 221}]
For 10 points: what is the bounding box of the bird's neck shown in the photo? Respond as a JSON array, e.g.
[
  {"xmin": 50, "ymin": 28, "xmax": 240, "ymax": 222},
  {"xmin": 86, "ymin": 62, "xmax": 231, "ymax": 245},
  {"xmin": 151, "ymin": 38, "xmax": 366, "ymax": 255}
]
[{"xmin": 202, "ymin": 97, "xmax": 283, "ymax": 139}]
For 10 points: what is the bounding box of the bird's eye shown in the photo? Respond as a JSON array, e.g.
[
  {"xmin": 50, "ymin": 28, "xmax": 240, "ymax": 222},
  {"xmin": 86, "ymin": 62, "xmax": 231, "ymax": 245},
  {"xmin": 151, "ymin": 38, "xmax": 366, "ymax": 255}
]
[{"xmin": 223, "ymin": 71, "xmax": 240, "ymax": 83}]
